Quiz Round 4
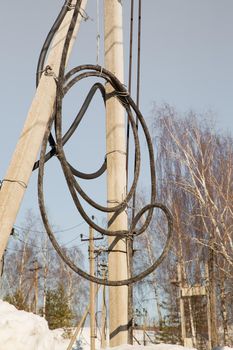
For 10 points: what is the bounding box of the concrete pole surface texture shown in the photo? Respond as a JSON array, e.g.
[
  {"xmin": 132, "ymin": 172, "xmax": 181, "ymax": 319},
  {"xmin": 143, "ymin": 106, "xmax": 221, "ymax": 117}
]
[
  {"xmin": 0, "ymin": 0, "xmax": 87, "ymax": 261},
  {"xmin": 104, "ymin": 0, "xmax": 129, "ymax": 346}
]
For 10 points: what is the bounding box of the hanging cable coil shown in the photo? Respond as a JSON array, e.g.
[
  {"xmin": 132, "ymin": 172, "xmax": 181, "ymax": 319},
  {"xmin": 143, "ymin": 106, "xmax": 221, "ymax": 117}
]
[{"xmin": 33, "ymin": 0, "xmax": 173, "ymax": 286}]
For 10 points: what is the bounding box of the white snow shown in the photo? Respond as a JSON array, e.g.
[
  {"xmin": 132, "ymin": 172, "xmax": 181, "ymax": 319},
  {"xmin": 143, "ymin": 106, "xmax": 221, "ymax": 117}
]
[
  {"xmin": 0, "ymin": 300, "xmax": 69, "ymax": 350},
  {"xmin": 111, "ymin": 346, "xmax": 196, "ymax": 350},
  {"xmin": 0, "ymin": 299, "xmax": 232, "ymax": 350}
]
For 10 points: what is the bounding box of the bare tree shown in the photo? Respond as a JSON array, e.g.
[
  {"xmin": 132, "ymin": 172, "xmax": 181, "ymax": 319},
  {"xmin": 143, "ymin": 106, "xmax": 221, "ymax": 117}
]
[
  {"xmin": 150, "ymin": 104, "xmax": 233, "ymax": 347},
  {"xmin": 1, "ymin": 210, "xmax": 87, "ymax": 323}
]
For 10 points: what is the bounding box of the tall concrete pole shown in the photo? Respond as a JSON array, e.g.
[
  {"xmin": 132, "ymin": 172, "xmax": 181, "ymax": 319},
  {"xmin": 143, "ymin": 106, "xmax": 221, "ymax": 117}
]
[
  {"xmin": 205, "ymin": 263, "xmax": 212, "ymax": 350},
  {"xmin": 34, "ymin": 260, "xmax": 39, "ymax": 315},
  {"xmin": 177, "ymin": 263, "xmax": 186, "ymax": 343},
  {"xmin": 101, "ymin": 270, "xmax": 107, "ymax": 349},
  {"xmin": 208, "ymin": 246, "xmax": 219, "ymax": 348},
  {"xmin": 0, "ymin": 0, "xmax": 87, "ymax": 261},
  {"xmin": 104, "ymin": 0, "xmax": 128, "ymax": 346},
  {"xmin": 89, "ymin": 226, "xmax": 96, "ymax": 350}
]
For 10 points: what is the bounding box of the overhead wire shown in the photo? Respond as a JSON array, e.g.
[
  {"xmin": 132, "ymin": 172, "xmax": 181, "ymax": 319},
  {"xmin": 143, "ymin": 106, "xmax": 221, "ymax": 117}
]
[
  {"xmin": 96, "ymin": 0, "xmax": 100, "ymax": 65},
  {"xmin": 126, "ymin": 1, "xmax": 135, "ymax": 342},
  {"xmin": 36, "ymin": 0, "xmax": 72, "ymax": 86},
  {"xmin": 132, "ymin": 0, "xmax": 142, "ymax": 221},
  {"xmin": 34, "ymin": 1, "xmax": 173, "ymax": 286},
  {"xmin": 126, "ymin": 0, "xmax": 134, "ymax": 186},
  {"xmin": 14, "ymin": 221, "xmax": 85, "ymax": 234}
]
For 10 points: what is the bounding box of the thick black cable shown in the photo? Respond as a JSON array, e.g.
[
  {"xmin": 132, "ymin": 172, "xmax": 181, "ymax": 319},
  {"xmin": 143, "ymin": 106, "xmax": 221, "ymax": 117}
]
[
  {"xmin": 38, "ymin": 65, "xmax": 173, "ymax": 285},
  {"xmin": 126, "ymin": 2, "xmax": 135, "ymax": 340},
  {"xmin": 39, "ymin": 68, "xmax": 141, "ymax": 237},
  {"xmin": 132, "ymin": 0, "xmax": 142, "ymax": 220},
  {"xmin": 36, "ymin": 1, "xmax": 72, "ymax": 87},
  {"xmin": 33, "ymin": 83, "xmax": 107, "ymax": 180},
  {"xmin": 34, "ymin": 0, "xmax": 106, "ymax": 181},
  {"xmin": 62, "ymin": 70, "xmax": 140, "ymax": 218},
  {"xmin": 126, "ymin": 0, "xmax": 134, "ymax": 185},
  {"xmin": 36, "ymin": 2, "xmax": 173, "ymax": 286},
  {"xmin": 136, "ymin": 0, "xmax": 142, "ymax": 109},
  {"xmin": 36, "ymin": 0, "xmax": 74, "ymax": 150}
]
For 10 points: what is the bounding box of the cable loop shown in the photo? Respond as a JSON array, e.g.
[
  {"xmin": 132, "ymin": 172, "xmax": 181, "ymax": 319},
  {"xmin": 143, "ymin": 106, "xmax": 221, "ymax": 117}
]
[
  {"xmin": 34, "ymin": 0, "xmax": 173, "ymax": 286},
  {"xmin": 37, "ymin": 64, "xmax": 173, "ymax": 285}
]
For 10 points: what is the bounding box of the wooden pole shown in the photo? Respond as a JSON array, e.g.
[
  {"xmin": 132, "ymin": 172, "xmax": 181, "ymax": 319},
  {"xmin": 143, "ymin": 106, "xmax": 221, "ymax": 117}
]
[
  {"xmin": 104, "ymin": 0, "xmax": 128, "ymax": 346},
  {"xmin": 34, "ymin": 260, "xmax": 39, "ymax": 314},
  {"xmin": 66, "ymin": 309, "xmax": 89, "ymax": 350},
  {"xmin": 177, "ymin": 263, "xmax": 186, "ymax": 343},
  {"xmin": 205, "ymin": 263, "xmax": 213, "ymax": 350},
  {"xmin": 89, "ymin": 226, "xmax": 96, "ymax": 350},
  {"xmin": 66, "ymin": 286, "xmax": 100, "ymax": 350},
  {"xmin": 208, "ymin": 243, "xmax": 219, "ymax": 347},
  {"xmin": 0, "ymin": 0, "xmax": 87, "ymax": 261},
  {"xmin": 101, "ymin": 271, "xmax": 107, "ymax": 349},
  {"xmin": 143, "ymin": 314, "xmax": 146, "ymax": 346}
]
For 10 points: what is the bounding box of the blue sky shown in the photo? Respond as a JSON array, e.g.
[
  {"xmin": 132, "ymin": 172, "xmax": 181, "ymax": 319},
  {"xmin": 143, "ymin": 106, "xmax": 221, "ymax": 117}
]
[{"xmin": 1, "ymin": 0, "xmax": 233, "ymax": 236}]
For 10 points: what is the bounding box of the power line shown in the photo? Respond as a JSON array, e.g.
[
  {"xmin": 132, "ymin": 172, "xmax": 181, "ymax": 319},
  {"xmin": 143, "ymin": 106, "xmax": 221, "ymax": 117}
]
[{"xmin": 14, "ymin": 220, "xmax": 85, "ymax": 234}]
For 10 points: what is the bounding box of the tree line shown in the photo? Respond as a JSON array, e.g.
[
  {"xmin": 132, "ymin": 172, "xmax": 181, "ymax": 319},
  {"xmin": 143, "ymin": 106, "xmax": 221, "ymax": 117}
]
[
  {"xmin": 1, "ymin": 104, "xmax": 232, "ymax": 348},
  {"xmin": 133, "ymin": 105, "xmax": 233, "ymax": 349},
  {"xmin": 0, "ymin": 210, "xmax": 87, "ymax": 329}
]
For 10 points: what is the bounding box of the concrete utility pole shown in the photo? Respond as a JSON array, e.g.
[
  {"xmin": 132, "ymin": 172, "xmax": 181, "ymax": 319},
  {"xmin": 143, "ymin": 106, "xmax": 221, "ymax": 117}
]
[
  {"xmin": 104, "ymin": 0, "xmax": 128, "ymax": 346},
  {"xmin": 208, "ymin": 244, "xmax": 219, "ymax": 348},
  {"xmin": 177, "ymin": 264, "xmax": 186, "ymax": 343},
  {"xmin": 29, "ymin": 259, "xmax": 41, "ymax": 314},
  {"xmin": 34, "ymin": 260, "xmax": 39, "ymax": 315},
  {"xmin": 205, "ymin": 263, "xmax": 212, "ymax": 350},
  {"xmin": 0, "ymin": 0, "xmax": 87, "ymax": 261},
  {"xmin": 89, "ymin": 226, "xmax": 96, "ymax": 350},
  {"xmin": 101, "ymin": 270, "xmax": 107, "ymax": 349}
]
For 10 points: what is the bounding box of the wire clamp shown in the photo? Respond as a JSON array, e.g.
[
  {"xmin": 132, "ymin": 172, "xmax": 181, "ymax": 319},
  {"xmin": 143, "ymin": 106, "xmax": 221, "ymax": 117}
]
[
  {"xmin": 106, "ymin": 150, "xmax": 127, "ymax": 157},
  {"xmin": 43, "ymin": 65, "xmax": 58, "ymax": 83},
  {"xmin": 115, "ymin": 90, "xmax": 129, "ymax": 97},
  {"xmin": 0, "ymin": 179, "xmax": 27, "ymax": 189},
  {"xmin": 79, "ymin": 8, "xmax": 92, "ymax": 21},
  {"xmin": 96, "ymin": 65, "xmax": 104, "ymax": 77},
  {"xmin": 65, "ymin": 1, "xmax": 75, "ymax": 10}
]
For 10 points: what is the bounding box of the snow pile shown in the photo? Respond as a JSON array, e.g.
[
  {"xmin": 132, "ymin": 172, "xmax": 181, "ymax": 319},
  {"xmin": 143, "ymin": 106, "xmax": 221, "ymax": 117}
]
[
  {"xmin": 112, "ymin": 346, "xmax": 196, "ymax": 350},
  {"xmin": 0, "ymin": 299, "xmax": 232, "ymax": 350},
  {"xmin": 0, "ymin": 300, "xmax": 69, "ymax": 350}
]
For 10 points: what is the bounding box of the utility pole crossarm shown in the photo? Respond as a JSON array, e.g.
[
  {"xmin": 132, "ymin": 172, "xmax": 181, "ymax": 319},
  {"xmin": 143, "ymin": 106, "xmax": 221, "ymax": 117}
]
[{"xmin": 0, "ymin": 0, "xmax": 87, "ymax": 260}]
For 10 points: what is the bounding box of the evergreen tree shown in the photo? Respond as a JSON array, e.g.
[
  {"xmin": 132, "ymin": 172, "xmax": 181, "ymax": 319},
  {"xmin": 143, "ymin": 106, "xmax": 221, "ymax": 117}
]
[
  {"xmin": 4, "ymin": 289, "xmax": 29, "ymax": 311},
  {"xmin": 44, "ymin": 284, "xmax": 74, "ymax": 329}
]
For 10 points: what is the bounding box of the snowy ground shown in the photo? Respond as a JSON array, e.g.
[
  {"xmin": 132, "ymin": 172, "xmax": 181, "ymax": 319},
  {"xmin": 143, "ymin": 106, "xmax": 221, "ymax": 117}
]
[{"xmin": 0, "ymin": 300, "xmax": 232, "ymax": 350}]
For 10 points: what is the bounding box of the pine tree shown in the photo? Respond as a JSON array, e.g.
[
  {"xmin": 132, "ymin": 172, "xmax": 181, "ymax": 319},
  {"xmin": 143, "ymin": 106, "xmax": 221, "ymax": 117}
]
[
  {"xmin": 4, "ymin": 289, "xmax": 29, "ymax": 311},
  {"xmin": 44, "ymin": 284, "xmax": 74, "ymax": 329}
]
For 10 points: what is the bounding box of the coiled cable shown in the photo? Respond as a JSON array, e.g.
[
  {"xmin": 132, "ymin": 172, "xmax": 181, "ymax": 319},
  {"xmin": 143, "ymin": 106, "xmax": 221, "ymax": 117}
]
[{"xmin": 35, "ymin": 1, "xmax": 173, "ymax": 286}]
